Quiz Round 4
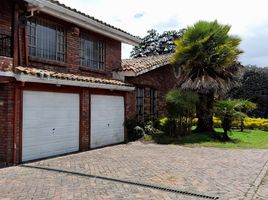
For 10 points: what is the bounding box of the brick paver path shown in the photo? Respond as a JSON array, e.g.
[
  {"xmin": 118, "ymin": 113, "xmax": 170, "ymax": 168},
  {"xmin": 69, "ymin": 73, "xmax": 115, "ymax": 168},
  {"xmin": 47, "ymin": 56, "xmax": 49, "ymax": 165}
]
[{"xmin": 1, "ymin": 142, "xmax": 268, "ymax": 200}]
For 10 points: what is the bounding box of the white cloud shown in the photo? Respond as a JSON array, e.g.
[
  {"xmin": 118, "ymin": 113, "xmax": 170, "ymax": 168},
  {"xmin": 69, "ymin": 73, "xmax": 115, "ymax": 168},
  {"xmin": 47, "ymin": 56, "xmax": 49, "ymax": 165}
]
[{"xmin": 59, "ymin": 0, "xmax": 268, "ymax": 67}]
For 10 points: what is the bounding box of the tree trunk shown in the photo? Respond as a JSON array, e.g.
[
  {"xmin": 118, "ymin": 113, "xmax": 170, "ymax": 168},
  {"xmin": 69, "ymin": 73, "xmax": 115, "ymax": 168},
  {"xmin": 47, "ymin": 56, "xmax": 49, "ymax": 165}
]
[
  {"xmin": 222, "ymin": 129, "xmax": 230, "ymax": 141},
  {"xmin": 194, "ymin": 92, "xmax": 215, "ymax": 133},
  {"xmin": 222, "ymin": 117, "xmax": 231, "ymax": 141},
  {"xmin": 240, "ymin": 118, "xmax": 244, "ymax": 132}
]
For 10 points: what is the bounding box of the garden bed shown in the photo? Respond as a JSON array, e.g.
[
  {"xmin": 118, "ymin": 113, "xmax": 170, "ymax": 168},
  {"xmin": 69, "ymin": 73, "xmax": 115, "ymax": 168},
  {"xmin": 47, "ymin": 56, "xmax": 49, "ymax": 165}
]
[{"xmin": 142, "ymin": 128, "xmax": 268, "ymax": 149}]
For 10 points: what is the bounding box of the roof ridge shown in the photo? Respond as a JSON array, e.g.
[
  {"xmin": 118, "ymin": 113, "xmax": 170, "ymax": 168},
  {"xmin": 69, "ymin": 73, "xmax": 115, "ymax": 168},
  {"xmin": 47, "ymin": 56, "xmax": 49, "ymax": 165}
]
[
  {"xmin": 47, "ymin": 0, "xmax": 139, "ymax": 39},
  {"xmin": 122, "ymin": 53, "xmax": 174, "ymax": 61}
]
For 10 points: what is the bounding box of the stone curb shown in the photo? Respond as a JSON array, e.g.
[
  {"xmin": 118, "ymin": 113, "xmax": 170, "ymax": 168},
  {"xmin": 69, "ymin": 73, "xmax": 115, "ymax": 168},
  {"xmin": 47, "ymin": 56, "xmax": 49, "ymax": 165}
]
[{"xmin": 244, "ymin": 159, "xmax": 268, "ymax": 200}]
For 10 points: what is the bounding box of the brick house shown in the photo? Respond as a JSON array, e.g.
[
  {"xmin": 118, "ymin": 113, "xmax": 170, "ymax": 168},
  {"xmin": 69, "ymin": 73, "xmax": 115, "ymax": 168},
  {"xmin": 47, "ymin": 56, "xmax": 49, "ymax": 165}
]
[
  {"xmin": 114, "ymin": 54, "xmax": 178, "ymax": 121},
  {"xmin": 0, "ymin": 0, "xmax": 141, "ymax": 166}
]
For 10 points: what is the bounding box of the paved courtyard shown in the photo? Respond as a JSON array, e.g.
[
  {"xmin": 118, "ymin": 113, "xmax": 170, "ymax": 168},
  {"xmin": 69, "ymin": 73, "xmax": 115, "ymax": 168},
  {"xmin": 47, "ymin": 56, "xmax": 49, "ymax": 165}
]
[{"xmin": 0, "ymin": 142, "xmax": 268, "ymax": 200}]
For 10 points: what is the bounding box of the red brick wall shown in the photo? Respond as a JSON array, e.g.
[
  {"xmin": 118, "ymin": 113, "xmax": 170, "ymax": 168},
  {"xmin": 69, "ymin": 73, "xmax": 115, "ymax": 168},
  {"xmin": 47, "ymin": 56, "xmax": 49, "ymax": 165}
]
[
  {"xmin": 80, "ymin": 89, "xmax": 90, "ymax": 151},
  {"xmin": 0, "ymin": 82, "xmax": 15, "ymax": 166},
  {"xmin": 0, "ymin": 2, "xmax": 124, "ymax": 166},
  {"xmin": 125, "ymin": 65, "xmax": 177, "ymax": 119},
  {"xmin": 0, "ymin": 0, "xmax": 12, "ymax": 35},
  {"xmin": 20, "ymin": 12, "xmax": 122, "ymax": 79},
  {"xmin": 0, "ymin": 81, "xmax": 129, "ymax": 165}
]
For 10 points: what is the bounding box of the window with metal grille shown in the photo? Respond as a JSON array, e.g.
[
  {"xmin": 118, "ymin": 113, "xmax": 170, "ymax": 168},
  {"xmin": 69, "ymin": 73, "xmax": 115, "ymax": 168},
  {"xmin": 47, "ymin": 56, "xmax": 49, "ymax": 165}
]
[
  {"xmin": 27, "ymin": 18, "xmax": 65, "ymax": 62},
  {"xmin": 136, "ymin": 88, "xmax": 145, "ymax": 121},
  {"xmin": 80, "ymin": 34, "xmax": 105, "ymax": 70},
  {"xmin": 150, "ymin": 89, "xmax": 157, "ymax": 119},
  {"xmin": 0, "ymin": 33, "xmax": 11, "ymax": 57}
]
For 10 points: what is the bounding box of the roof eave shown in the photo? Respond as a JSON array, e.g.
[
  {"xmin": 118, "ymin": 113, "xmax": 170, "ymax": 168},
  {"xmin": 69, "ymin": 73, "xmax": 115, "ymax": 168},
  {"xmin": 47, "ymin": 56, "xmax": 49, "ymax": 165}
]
[
  {"xmin": 0, "ymin": 71, "xmax": 135, "ymax": 91},
  {"xmin": 25, "ymin": 0, "xmax": 141, "ymax": 45}
]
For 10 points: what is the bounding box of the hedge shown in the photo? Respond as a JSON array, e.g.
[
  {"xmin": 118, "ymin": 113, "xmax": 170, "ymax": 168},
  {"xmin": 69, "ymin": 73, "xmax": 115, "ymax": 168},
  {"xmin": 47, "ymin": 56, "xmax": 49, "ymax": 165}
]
[{"xmin": 193, "ymin": 117, "xmax": 268, "ymax": 131}]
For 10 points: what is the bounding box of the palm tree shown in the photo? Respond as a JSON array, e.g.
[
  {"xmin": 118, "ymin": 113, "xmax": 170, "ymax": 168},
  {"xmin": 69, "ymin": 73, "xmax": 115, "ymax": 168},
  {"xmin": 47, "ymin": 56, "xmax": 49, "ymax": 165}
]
[
  {"xmin": 214, "ymin": 99, "xmax": 256, "ymax": 141},
  {"xmin": 172, "ymin": 20, "xmax": 243, "ymax": 132},
  {"xmin": 235, "ymin": 100, "xmax": 257, "ymax": 132}
]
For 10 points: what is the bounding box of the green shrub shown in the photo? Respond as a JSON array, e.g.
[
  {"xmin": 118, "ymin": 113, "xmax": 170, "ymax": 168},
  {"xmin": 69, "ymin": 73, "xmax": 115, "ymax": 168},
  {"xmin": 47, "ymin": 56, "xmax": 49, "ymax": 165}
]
[
  {"xmin": 125, "ymin": 118, "xmax": 144, "ymax": 141},
  {"xmin": 126, "ymin": 118, "xmax": 164, "ymax": 141},
  {"xmin": 165, "ymin": 89, "xmax": 199, "ymax": 137},
  {"xmin": 193, "ymin": 117, "xmax": 221, "ymax": 128},
  {"xmin": 159, "ymin": 117, "xmax": 176, "ymax": 136}
]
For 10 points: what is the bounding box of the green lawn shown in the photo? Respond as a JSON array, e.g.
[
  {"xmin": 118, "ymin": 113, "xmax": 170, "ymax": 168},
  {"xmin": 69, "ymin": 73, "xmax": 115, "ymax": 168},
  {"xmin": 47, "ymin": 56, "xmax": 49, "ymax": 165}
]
[{"xmin": 145, "ymin": 129, "xmax": 268, "ymax": 149}]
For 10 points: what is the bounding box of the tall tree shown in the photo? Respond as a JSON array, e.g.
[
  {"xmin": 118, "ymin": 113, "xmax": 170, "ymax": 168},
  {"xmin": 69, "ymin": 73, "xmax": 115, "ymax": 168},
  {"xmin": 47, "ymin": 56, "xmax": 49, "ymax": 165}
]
[
  {"xmin": 228, "ymin": 66, "xmax": 268, "ymax": 118},
  {"xmin": 130, "ymin": 29, "xmax": 184, "ymax": 58},
  {"xmin": 172, "ymin": 20, "xmax": 243, "ymax": 132}
]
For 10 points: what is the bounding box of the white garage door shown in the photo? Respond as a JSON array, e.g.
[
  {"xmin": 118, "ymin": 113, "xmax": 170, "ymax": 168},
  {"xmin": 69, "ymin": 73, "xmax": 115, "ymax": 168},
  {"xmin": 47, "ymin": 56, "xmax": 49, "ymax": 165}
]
[
  {"xmin": 91, "ymin": 95, "xmax": 125, "ymax": 148},
  {"xmin": 22, "ymin": 91, "xmax": 79, "ymax": 162}
]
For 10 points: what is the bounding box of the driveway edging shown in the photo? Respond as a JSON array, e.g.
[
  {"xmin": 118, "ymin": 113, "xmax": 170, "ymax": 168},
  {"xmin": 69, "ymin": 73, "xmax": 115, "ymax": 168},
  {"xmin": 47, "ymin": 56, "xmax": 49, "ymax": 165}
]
[{"xmin": 243, "ymin": 159, "xmax": 268, "ymax": 200}]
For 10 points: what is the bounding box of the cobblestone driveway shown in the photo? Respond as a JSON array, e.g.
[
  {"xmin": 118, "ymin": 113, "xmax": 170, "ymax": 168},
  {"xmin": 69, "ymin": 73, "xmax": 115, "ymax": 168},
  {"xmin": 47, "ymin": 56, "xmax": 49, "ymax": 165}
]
[{"xmin": 1, "ymin": 142, "xmax": 268, "ymax": 200}]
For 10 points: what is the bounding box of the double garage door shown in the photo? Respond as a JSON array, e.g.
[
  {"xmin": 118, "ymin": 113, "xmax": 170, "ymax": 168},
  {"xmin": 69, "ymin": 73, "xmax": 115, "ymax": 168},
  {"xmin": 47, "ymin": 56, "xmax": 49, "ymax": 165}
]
[{"xmin": 22, "ymin": 91, "xmax": 124, "ymax": 162}]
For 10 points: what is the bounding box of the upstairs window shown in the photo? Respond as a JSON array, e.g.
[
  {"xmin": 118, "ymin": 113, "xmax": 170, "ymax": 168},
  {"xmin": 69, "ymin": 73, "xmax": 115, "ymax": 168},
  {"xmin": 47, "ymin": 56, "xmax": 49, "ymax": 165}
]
[
  {"xmin": 27, "ymin": 18, "xmax": 65, "ymax": 62},
  {"xmin": 0, "ymin": 33, "xmax": 11, "ymax": 57},
  {"xmin": 136, "ymin": 88, "xmax": 144, "ymax": 121},
  {"xmin": 80, "ymin": 34, "xmax": 105, "ymax": 70},
  {"xmin": 150, "ymin": 89, "xmax": 157, "ymax": 119}
]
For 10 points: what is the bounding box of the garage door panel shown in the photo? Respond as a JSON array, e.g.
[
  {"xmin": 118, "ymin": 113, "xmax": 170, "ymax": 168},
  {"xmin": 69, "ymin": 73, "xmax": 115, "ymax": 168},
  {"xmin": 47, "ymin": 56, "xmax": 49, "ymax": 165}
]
[
  {"xmin": 92, "ymin": 128, "xmax": 124, "ymax": 138},
  {"xmin": 23, "ymin": 145, "xmax": 78, "ymax": 162},
  {"xmin": 91, "ymin": 95, "xmax": 124, "ymax": 148},
  {"xmin": 24, "ymin": 109, "xmax": 79, "ymax": 120},
  {"xmin": 23, "ymin": 130, "xmax": 78, "ymax": 144},
  {"xmin": 92, "ymin": 136, "xmax": 122, "ymax": 148},
  {"xmin": 23, "ymin": 139, "xmax": 79, "ymax": 151},
  {"xmin": 23, "ymin": 120, "xmax": 79, "ymax": 130},
  {"xmin": 22, "ymin": 91, "xmax": 79, "ymax": 162}
]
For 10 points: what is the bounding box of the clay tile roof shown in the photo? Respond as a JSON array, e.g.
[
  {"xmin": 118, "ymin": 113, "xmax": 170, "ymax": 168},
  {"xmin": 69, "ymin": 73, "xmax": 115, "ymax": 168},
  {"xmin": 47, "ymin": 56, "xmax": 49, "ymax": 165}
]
[
  {"xmin": 16, "ymin": 66, "xmax": 132, "ymax": 87},
  {"xmin": 121, "ymin": 53, "xmax": 173, "ymax": 74},
  {"xmin": 47, "ymin": 0, "xmax": 139, "ymax": 40}
]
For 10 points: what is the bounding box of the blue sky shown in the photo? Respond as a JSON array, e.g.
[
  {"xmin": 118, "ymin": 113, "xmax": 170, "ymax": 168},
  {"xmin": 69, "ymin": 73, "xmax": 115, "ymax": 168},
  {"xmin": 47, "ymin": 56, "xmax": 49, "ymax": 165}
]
[{"xmin": 60, "ymin": 0, "xmax": 268, "ymax": 67}]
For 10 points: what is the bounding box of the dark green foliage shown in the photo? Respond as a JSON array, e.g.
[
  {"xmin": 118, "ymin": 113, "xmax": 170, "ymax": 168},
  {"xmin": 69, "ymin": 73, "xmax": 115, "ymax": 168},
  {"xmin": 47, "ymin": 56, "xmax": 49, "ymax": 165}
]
[
  {"xmin": 159, "ymin": 118, "xmax": 177, "ymax": 137},
  {"xmin": 144, "ymin": 121, "xmax": 163, "ymax": 135},
  {"xmin": 228, "ymin": 66, "xmax": 268, "ymax": 118},
  {"xmin": 165, "ymin": 89, "xmax": 199, "ymax": 136},
  {"xmin": 125, "ymin": 119, "xmax": 163, "ymax": 141},
  {"xmin": 125, "ymin": 118, "xmax": 144, "ymax": 141},
  {"xmin": 130, "ymin": 29, "xmax": 184, "ymax": 58}
]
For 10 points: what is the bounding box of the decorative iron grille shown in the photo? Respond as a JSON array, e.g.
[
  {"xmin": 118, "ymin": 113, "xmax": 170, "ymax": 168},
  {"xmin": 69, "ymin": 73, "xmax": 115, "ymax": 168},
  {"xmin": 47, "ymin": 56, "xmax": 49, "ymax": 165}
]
[{"xmin": 0, "ymin": 33, "xmax": 11, "ymax": 57}]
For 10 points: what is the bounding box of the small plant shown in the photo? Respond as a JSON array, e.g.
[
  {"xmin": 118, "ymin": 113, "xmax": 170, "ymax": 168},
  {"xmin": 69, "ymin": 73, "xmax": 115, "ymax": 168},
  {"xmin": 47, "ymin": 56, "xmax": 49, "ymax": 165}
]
[{"xmin": 214, "ymin": 99, "xmax": 256, "ymax": 141}]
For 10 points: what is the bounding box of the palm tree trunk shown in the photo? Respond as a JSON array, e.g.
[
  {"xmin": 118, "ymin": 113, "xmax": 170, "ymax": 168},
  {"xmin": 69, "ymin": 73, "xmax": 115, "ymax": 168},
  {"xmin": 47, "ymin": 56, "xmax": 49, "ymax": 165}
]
[{"xmin": 194, "ymin": 92, "xmax": 215, "ymax": 133}]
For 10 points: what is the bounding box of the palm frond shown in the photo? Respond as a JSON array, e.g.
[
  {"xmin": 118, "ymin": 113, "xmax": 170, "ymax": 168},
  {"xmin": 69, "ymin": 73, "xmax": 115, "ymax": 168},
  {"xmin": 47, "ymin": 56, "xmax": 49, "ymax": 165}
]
[{"xmin": 172, "ymin": 20, "xmax": 243, "ymax": 94}]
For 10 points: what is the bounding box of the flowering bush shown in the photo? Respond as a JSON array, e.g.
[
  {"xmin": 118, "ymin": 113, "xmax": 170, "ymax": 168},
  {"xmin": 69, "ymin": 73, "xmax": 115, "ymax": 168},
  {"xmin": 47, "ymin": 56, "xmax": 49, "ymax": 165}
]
[{"xmin": 193, "ymin": 117, "xmax": 268, "ymax": 130}]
